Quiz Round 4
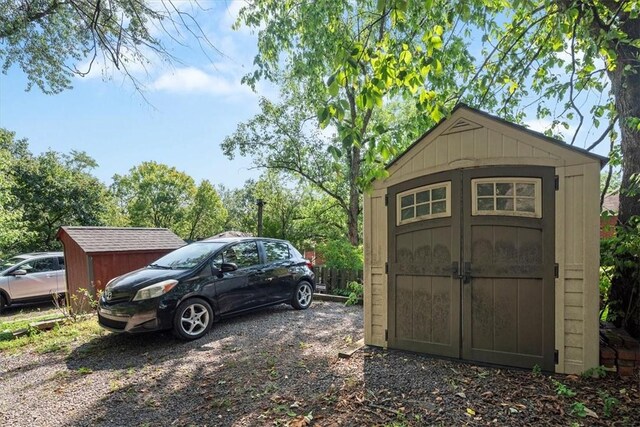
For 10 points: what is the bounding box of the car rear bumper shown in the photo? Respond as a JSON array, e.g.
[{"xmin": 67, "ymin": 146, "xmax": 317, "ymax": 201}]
[{"xmin": 97, "ymin": 298, "xmax": 176, "ymax": 333}]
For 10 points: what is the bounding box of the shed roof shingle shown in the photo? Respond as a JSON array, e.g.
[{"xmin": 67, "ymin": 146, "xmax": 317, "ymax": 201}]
[{"xmin": 59, "ymin": 226, "xmax": 185, "ymax": 254}]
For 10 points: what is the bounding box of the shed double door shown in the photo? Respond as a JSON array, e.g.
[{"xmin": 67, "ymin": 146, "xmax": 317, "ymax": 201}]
[{"xmin": 388, "ymin": 167, "xmax": 555, "ymax": 371}]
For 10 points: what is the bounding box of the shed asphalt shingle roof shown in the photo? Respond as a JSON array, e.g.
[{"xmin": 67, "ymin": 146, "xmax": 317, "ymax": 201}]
[{"xmin": 59, "ymin": 226, "xmax": 185, "ymax": 254}]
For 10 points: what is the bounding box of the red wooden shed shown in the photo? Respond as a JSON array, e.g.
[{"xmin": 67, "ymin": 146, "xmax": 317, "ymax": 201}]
[{"xmin": 57, "ymin": 226, "xmax": 185, "ymax": 310}]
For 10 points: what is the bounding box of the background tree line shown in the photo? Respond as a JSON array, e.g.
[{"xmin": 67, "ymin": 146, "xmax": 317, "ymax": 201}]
[{"xmin": 0, "ymin": 128, "xmax": 353, "ymax": 260}]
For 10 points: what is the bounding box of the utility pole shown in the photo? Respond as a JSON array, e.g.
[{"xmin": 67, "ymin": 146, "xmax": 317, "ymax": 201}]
[{"xmin": 256, "ymin": 199, "xmax": 265, "ymax": 236}]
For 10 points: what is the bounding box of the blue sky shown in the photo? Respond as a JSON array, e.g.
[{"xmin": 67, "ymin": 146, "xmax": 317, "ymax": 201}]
[
  {"xmin": 1, "ymin": 2, "xmax": 612, "ymax": 191},
  {"xmin": 1, "ymin": 1, "xmax": 269, "ymax": 189}
]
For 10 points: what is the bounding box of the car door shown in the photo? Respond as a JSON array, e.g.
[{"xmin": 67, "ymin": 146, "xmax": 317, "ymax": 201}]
[
  {"xmin": 212, "ymin": 241, "xmax": 265, "ymax": 315},
  {"xmin": 9, "ymin": 257, "xmax": 60, "ymax": 299},
  {"xmin": 260, "ymin": 241, "xmax": 296, "ymax": 302}
]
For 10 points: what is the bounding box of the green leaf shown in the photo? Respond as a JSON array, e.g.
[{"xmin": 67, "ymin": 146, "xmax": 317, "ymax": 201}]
[
  {"xmin": 430, "ymin": 35, "xmax": 443, "ymax": 50},
  {"xmin": 399, "ymin": 50, "xmax": 412, "ymax": 64},
  {"xmin": 430, "ymin": 106, "xmax": 443, "ymax": 122}
]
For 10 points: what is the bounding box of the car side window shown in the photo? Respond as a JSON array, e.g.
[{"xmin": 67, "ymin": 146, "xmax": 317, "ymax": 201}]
[
  {"xmin": 29, "ymin": 258, "xmax": 58, "ymax": 273},
  {"xmin": 264, "ymin": 241, "xmax": 291, "ymax": 263},
  {"xmin": 58, "ymin": 257, "xmax": 65, "ymax": 269},
  {"xmin": 211, "ymin": 253, "xmax": 223, "ymax": 270},
  {"xmin": 221, "ymin": 242, "xmax": 259, "ymax": 269}
]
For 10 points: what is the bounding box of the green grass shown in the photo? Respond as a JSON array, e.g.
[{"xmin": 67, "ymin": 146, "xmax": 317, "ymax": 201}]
[
  {"xmin": 0, "ymin": 316, "xmax": 106, "ymax": 354},
  {"xmin": 0, "ymin": 312, "xmax": 65, "ymax": 334}
]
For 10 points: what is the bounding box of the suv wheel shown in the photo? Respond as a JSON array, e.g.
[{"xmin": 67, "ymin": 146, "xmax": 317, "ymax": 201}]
[
  {"xmin": 172, "ymin": 298, "xmax": 213, "ymax": 340},
  {"xmin": 0, "ymin": 294, "xmax": 6, "ymax": 314}
]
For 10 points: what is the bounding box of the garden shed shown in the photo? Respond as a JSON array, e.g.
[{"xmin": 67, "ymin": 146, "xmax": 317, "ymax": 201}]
[
  {"xmin": 364, "ymin": 104, "xmax": 606, "ymax": 374},
  {"xmin": 57, "ymin": 226, "xmax": 185, "ymax": 309}
]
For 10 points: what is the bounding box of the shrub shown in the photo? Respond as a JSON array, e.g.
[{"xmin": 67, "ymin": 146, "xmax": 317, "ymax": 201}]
[
  {"xmin": 345, "ymin": 281, "xmax": 363, "ymax": 306},
  {"xmin": 316, "ymin": 239, "xmax": 363, "ymax": 270},
  {"xmin": 600, "ymin": 218, "xmax": 640, "ymax": 335}
]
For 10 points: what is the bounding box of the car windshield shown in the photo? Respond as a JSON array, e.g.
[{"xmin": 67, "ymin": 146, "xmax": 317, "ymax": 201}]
[
  {"xmin": 1, "ymin": 256, "xmax": 28, "ymax": 271},
  {"xmin": 149, "ymin": 242, "xmax": 225, "ymax": 270}
]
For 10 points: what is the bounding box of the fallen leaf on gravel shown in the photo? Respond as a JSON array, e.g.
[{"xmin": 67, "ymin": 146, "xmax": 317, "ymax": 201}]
[
  {"xmin": 566, "ymin": 375, "xmax": 579, "ymax": 381},
  {"xmin": 509, "ymin": 407, "xmax": 518, "ymax": 414},
  {"xmin": 290, "ymin": 401, "xmax": 301, "ymax": 409},
  {"xmin": 456, "ymin": 392, "xmax": 467, "ymax": 399},
  {"xmin": 584, "ymin": 407, "xmax": 599, "ymax": 418},
  {"xmin": 288, "ymin": 417, "xmax": 308, "ymax": 427},
  {"xmin": 466, "ymin": 408, "xmax": 476, "ymax": 416},
  {"xmin": 481, "ymin": 391, "xmax": 493, "ymax": 398}
]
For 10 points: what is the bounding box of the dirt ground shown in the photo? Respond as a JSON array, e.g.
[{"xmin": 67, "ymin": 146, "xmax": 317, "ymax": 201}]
[{"xmin": 0, "ymin": 301, "xmax": 638, "ymax": 426}]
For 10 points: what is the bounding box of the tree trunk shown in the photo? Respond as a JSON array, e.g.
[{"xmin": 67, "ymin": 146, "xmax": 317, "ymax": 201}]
[
  {"xmin": 605, "ymin": 16, "xmax": 640, "ymax": 337},
  {"xmin": 347, "ymin": 144, "xmax": 361, "ymax": 246},
  {"xmin": 608, "ymin": 32, "xmax": 640, "ymax": 225}
]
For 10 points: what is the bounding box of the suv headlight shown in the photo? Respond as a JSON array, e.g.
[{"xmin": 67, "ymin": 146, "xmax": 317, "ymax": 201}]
[{"xmin": 132, "ymin": 280, "xmax": 178, "ymax": 301}]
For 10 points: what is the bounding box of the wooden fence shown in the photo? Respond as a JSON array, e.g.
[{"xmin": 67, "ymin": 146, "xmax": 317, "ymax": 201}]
[{"xmin": 312, "ymin": 266, "xmax": 363, "ymax": 294}]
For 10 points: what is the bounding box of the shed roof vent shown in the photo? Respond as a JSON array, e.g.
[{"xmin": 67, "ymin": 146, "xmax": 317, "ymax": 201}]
[{"xmin": 441, "ymin": 118, "xmax": 483, "ymax": 135}]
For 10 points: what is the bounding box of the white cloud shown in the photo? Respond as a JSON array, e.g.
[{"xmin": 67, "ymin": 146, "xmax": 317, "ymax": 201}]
[
  {"xmin": 525, "ymin": 118, "xmax": 576, "ymax": 141},
  {"xmin": 150, "ymin": 66, "xmax": 253, "ymax": 97},
  {"xmin": 525, "ymin": 118, "xmax": 553, "ymax": 134},
  {"xmin": 222, "ymin": 0, "xmax": 252, "ymax": 32}
]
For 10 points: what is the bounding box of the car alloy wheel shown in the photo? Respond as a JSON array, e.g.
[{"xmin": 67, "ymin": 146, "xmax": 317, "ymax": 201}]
[
  {"xmin": 173, "ymin": 298, "xmax": 213, "ymax": 340},
  {"xmin": 292, "ymin": 281, "xmax": 313, "ymax": 310}
]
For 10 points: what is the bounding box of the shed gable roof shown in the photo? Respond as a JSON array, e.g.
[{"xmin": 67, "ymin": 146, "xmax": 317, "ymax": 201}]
[
  {"xmin": 385, "ymin": 104, "xmax": 607, "ymax": 178},
  {"xmin": 58, "ymin": 226, "xmax": 185, "ymax": 254}
]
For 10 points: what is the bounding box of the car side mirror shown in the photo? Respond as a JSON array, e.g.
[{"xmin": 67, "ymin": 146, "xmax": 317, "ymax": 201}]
[
  {"xmin": 10, "ymin": 269, "xmax": 27, "ymax": 276},
  {"xmin": 220, "ymin": 262, "xmax": 238, "ymax": 273}
]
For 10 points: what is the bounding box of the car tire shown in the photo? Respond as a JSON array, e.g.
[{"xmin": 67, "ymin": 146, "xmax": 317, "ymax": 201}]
[
  {"xmin": 291, "ymin": 280, "xmax": 313, "ymax": 310},
  {"xmin": 172, "ymin": 298, "xmax": 213, "ymax": 341},
  {"xmin": 0, "ymin": 294, "xmax": 6, "ymax": 314}
]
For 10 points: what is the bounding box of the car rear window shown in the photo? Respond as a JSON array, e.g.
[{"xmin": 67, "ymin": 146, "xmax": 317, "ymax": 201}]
[{"xmin": 264, "ymin": 241, "xmax": 291, "ymax": 263}]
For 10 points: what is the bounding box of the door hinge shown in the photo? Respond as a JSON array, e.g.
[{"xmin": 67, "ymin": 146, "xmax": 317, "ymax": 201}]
[
  {"xmin": 554, "ymin": 263, "xmax": 559, "ymax": 278},
  {"xmin": 385, "ymin": 329, "xmax": 388, "ymax": 341},
  {"xmin": 385, "ymin": 194, "xmax": 389, "ymax": 206},
  {"xmin": 554, "ymin": 349, "xmax": 559, "ymax": 364},
  {"xmin": 385, "ymin": 262, "xmax": 389, "ymax": 274},
  {"xmin": 554, "ymin": 175, "xmax": 559, "ymax": 191}
]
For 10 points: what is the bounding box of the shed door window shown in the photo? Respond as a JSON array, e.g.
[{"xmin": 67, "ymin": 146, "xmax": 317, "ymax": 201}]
[
  {"xmin": 472, "ymin": 178, "xmax": 541, "ymax": 218},
  {"xmin": 397, "ymin": 182, "xmax": 451, "ymax": 225}
]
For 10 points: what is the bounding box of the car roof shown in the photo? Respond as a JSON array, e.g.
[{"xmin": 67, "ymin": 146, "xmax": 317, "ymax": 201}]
[
  {"xmin": 200, "ymin": 237, "xmax": 290, "ymax": 244},
  {"xmin": 12, "ymin": 252, "xmax": 64, "ymax": 259}
]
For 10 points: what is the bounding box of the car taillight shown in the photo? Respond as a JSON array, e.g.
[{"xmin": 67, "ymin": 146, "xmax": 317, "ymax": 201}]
[{"xmin": 305, "ymin": 260, "xmax": 314, "ymax": 269}]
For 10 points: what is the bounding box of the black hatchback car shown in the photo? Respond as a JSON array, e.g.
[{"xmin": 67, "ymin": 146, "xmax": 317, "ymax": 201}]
[{"xmin": 98, "ymin": 237, "xmax": 315, "ymax": 340}]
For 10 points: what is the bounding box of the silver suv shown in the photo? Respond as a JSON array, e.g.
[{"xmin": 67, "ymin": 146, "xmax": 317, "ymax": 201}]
[{"xmin": 0, "ymin": 252, "xmax": 66, "ymax": 313}]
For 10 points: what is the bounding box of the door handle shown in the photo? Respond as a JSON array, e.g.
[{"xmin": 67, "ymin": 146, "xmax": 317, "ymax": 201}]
[{"xmin": 462, "ymin": 262, "xmax": 472, "ymax": 284}]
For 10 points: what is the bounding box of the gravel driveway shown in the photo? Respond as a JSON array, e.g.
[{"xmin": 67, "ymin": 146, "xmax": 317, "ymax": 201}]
[
  {"xmin": 0, "ymin": 301, "xmax": 362, "ymax": 427},
  {"xmin": 1, "ymin": 301, "xmax": 638, "ymax": 426}
]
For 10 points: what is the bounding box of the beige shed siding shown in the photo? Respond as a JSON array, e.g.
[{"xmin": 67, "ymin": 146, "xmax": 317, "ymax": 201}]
[
  {"xmin": 365, "ymin": 107, "xmax": 602, "ymax": 373},
  {"xmin": 555, "ymin": 164, "xmax": 600, "ymax": 374},
  {"xmin": 375, "ymin": 131, "xmax": 566, "ymax": 192},
  {"xmin": 364, "ymin": 189, "xmax": 387, "ymax": 347},
  {"xmin": 582, "ymin": 162, "xmax": 601, "ymax": 372}
]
